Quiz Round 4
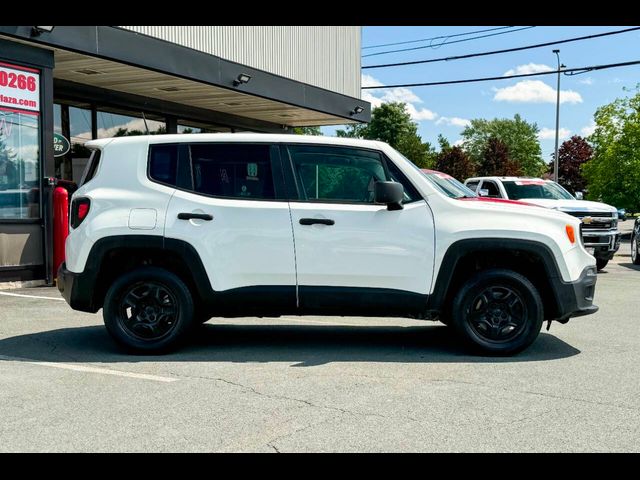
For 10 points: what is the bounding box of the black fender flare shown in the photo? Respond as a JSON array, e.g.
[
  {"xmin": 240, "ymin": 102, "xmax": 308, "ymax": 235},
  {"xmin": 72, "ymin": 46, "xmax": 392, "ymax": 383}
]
[{"xmin": 428, "ymin": 238, "xmax": 564, "ymax": 312}]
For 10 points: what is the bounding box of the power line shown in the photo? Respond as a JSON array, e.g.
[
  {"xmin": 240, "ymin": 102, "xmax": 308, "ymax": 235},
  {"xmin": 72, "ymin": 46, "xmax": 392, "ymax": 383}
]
[
  {"xmin": 362, "ymin": 59, "xmax": 640, "ymax": 90},
  {"xmin": 363, "ymin": 26, "xmax": 640, "ymax": 69},
  {"xmin": 363, "ymin": 27, "xmax": 535, "ymax": 58},
  {"xmin": 362, "ymin": 26, "xmax": 516, "ymax": 50}
]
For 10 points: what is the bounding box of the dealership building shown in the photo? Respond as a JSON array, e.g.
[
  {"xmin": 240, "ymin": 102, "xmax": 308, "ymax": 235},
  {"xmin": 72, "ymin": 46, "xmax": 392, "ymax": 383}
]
[{"xmin": 0, "ymin": 26, "xmax": 368, "ymax": 284}]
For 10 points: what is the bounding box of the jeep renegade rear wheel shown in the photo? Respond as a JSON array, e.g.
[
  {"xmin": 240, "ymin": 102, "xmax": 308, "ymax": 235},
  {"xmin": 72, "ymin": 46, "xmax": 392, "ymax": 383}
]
[
  {"xmin": 103, "ymin": 267, "xmax": 195, "ymax": 353},
  {"xmin": 451, "ymin": 269, "xmax": 543, "ymax": 356}
]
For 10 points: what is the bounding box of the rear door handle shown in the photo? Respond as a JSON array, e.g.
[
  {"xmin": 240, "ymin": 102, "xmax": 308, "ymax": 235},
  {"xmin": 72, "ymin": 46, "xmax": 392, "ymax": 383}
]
[
  {"xmin": 299, "ymin": 218, "xmax": 335, "ymax": 226},
  {"xmin": 178, "ymin": 212, "xmax": 213, "ymax": 221}
]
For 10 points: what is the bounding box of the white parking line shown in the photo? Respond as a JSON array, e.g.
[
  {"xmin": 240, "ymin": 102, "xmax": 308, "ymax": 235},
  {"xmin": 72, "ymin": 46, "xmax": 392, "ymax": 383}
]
[
  {"xmin": 0, "ymin": 355, "xmax": 177, "ymax": 383},
  {"xmin": 0, "ymin": 291, "xmax": 65, "ymax": 301}
]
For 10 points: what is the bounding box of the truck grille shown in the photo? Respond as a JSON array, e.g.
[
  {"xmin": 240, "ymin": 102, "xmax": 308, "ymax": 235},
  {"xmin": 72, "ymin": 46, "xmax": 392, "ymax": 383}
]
[{"xmin": 565, "ymin": 211, "xmax": 616, "ymax": 230}]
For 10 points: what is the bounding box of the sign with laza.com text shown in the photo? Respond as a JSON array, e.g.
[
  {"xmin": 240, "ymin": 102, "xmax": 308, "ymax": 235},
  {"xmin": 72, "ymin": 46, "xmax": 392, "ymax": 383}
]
[{"xmin": 0, "ymin": 62, "xmax": 40, "ymax": 114}]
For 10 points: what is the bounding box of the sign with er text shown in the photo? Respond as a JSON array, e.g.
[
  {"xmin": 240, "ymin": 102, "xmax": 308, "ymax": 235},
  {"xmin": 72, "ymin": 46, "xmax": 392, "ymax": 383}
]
[{"xmin": 0, "ymin": 62, "xmax": 40, "ymax": 114}]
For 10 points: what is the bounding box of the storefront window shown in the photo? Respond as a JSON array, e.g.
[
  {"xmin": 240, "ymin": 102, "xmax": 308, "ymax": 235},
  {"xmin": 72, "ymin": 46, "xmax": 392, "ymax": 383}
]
[
  {"xmin": 178, "ymin": 125, "xmax": 203, "ymax": 134},
  {"xmin": 0, "ymin": 109, "xmax": 40, "ymax": 219},
  {"xmin": 98, "ymin": 111, "xmax": 165, "ymax": 137}
]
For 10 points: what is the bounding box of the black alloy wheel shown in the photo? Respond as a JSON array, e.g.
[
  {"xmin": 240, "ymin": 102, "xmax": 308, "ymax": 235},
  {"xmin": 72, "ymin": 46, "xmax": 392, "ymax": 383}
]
[
  {"xmin": 103, "ymin": 267, "xmax": 195, "ymax": 353},
  {"xmin": 451, "ymin": 268, "xmax": 543, "ymax": 356},
  {"xmin": 118, "ymin": 282, "xmax": 179, "ymax": 340}
]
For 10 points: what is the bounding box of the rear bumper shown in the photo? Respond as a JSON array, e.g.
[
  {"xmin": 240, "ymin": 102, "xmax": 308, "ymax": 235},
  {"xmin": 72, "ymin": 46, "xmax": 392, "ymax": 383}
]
[
  {"xmin": 57, "ymin": 262, "xmax": 99, "ymax": 313},
  {"xmin": 552, "ymin": 265, "xmax": 599, "ymax": 322}
]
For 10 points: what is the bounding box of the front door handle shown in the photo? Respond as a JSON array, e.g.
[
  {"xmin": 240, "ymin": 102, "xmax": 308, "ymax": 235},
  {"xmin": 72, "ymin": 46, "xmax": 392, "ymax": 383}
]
[
  {"xmin": 178, "ymin": 212, "xmax": 213, "ymax": 221},
  {"xmin": 299, "ymin": 218, "xmax": 335, "ymax": 226}
]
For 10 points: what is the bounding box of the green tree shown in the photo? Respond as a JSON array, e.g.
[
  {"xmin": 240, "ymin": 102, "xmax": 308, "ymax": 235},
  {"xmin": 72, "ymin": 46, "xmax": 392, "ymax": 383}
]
[
  {"xmin": 336, "ymin": 123, "xmax": 367, "ymax": 138},
  {"xmin": 548, "ymin": 135, "xmax": 592, "ymax": 195},
  {"xmin": 460, "ymin": 114, "xmax": 545, "ymax": 176},
  {"xmin": 478, "ymin": 137, "xmax": 522, "ymax": 177},
  {"xmin": 336, "ymin": 102, "xmax": 434, "ymax": 167},
  {"xmin": 434, "ymin": 136, "xmax": 476, "ymax": 180},
  {"xmin": 582, "ymin": 87, "xmax": 640, "ymax": 212},
  {"xmin": 293, "ymin": 126, "xmax": 322, "ymax": 135}
]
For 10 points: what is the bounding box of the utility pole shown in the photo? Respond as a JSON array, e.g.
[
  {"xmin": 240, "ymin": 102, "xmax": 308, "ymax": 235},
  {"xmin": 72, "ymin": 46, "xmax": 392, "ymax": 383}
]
[{"xmin": 553, "ymin": 50, "xmax": 565, "ymax": 183}]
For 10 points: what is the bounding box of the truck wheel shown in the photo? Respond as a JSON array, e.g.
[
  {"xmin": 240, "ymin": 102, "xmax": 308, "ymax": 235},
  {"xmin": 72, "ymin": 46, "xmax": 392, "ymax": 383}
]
[
  {"xmin": 451, "ymin": 269, "xmax": 543, "ymax": 356},
  {"xmin": 103, "ymin": 267, "xmax": 195, "ymax": 353},
  {"xmin": 596, "ymin": 258, "xmax": 609, "ymax": 271},
  {"xmin": 632, "ymin": 233, "xmax": 640, "ymax": 265}
]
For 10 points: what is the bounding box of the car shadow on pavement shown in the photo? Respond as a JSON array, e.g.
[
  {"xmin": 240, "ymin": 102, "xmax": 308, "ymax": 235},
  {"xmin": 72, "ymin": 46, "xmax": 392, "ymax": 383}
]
[
  {"xmin": 617, "ymin": 262, "xmax": 640, "ymax": 271},
  {"xmin": 0, "ymin": 323, "xmax": 580, "ymax": 366}
]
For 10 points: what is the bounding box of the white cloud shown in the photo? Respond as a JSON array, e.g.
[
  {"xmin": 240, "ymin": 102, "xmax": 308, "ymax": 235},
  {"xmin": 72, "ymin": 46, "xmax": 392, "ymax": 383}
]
[
  {"xmin": 538, "ymin": 127, "xmax": 571, "ymax": 140},
  {"xmin": 453, "ymin": 139, "xmax": 464, "ymax": 147},
  {"xmin": 361, "ymin": 74, "xmax": 437, "ymax": 122},
  {"xmin": 581, "ymin": 121, "xmax": 596, "ymax": 136},
  {"xmin": 381, "ymin": 88, "xmax": 423, "ymax": 104},
  {"xmin": 404, "ymin": 103, "xmax": 438, "ymax": 121},
  {"xmin": 579, "ymin": 77, "xmax": 594, "ymax": 85},
  {"xmin": 436, "ymin": 116, "xmax": 471, "ymax": 127},
  {"xmin": 504, "ymin": 63, "xmax": 553, "ymax": 76},
  {"xmin": 361, "ymin": 74, "xmax": 383, "ymax": 88},
  {"xmin": 493, "ymin": 80, "xmax": 583, "ymax": 104}
]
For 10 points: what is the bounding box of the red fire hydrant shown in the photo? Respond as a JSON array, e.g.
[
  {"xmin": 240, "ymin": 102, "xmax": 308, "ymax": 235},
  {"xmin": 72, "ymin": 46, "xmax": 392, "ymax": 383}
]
[{"xmin": 53, "ymin": 186, "xmax": 69, "ymax": 281}]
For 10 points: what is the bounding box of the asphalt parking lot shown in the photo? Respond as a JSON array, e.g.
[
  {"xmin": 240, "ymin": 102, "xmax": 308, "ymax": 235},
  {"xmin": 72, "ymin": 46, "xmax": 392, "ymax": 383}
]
[{"xmin": 1, "ymin": 232, "xmax": 639, "ymax": 452}]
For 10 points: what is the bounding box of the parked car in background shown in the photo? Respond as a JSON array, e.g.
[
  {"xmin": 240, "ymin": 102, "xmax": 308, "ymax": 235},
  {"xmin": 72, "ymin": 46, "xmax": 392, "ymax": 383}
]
[
  {"xmin": 57, "ymin": 134, "xmax": 598, "ymax": 356},
  {"xmin": 464, "ymin": 177, "xmax": 620, "ymax": 271},
  {"xmin": 631, "ymin": 216, "xmax": 640, "ymax": 265},
  {"xmin": 617, "ymin": 208, "xmax": 627, "ymax": 222}
]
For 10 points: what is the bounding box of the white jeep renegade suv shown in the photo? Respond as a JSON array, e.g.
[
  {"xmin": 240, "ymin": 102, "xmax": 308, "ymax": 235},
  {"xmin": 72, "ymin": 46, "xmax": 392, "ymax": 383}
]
[{"xmin": 58, "ymin": 134, "xmax": 598, "ymax": 355}]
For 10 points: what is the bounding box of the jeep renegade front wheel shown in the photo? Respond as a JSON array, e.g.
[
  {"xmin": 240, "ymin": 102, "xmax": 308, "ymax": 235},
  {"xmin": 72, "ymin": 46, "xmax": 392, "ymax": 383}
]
[
  {"xmin": 451, "ymin": 269, "xmax": 543, "ymax": 356},
  {"xmin": 103, "ymin": 267, "xmax": 195, "ymax": 353}
]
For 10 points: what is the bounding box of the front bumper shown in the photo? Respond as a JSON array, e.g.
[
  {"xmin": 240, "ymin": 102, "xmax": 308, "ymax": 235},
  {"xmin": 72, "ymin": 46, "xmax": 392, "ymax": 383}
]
[
  {"xmin": 57, "ymin": 262, "xmax": 99, "ymax": 313},
  {"xmin": 552, "ymin": 265, "xmax": 599, "ymax": 322},
  {"xmin": 582, "ymin": 229, "xmax": 620, "ymax": 255}
]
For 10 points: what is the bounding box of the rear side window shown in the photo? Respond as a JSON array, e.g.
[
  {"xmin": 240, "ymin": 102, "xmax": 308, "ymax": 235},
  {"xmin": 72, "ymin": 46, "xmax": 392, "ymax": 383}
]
[
  {"xmin": 466, "ymin": 181, "xmax": 479, "ymax": 192},
  {"xmin": 149, "ymin": 144, "xmax": 178, "ymax": 186},
  {"xmin": 79, "ymin": 149, "xmax": 101, "ymax": 186},
  {"xmin": 189, "ymin": 144, "xmax": 275, "ymax": 200}
]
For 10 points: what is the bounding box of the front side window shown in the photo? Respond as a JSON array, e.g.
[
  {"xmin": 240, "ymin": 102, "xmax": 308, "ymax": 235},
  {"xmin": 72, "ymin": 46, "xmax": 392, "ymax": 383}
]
[
  {"xmin": 288, "ymin": 145, "xmax": 388, "ymax": 203},
  {"xmin": 481, "ymin": 181, "xmax": 501, "ymax": 198},
  {"xmin": 190, "ymin": 144, "xmax": 275, "ymax": 200}
]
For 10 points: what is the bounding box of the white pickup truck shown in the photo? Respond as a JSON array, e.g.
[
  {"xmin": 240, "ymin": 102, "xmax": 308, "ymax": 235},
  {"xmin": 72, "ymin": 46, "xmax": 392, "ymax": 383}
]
[
  {"xmin": 57, "ymin": 134, "xmax": 598, "ymax": 355},
  {"xmin": 464, "ymin": 176, "xmax": 620, "ymax": 271}
]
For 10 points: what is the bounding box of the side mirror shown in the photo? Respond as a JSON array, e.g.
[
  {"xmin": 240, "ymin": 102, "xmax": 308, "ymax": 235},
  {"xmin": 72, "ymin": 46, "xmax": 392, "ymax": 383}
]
[
  {"xmin": 575, "ymin": 191, "xmax": 584, "ymax": 200},
  {"xmin": 478, "ymin": 189, "xmax": 490, "ymax": 197},
  {"xmin": 374, "ymin": 181, "xmax": 404, "ymax": 211}
]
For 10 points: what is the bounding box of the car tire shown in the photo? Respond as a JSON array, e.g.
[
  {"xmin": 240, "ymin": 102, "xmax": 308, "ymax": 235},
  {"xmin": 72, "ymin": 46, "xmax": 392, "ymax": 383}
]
[
  {"xmin": 450, "ymin": 268, "xmax": 543, "ymax": 356},
  {"xmin": 632, "ymin": 233, "xmax": 640, "ymax": 265},
  {"xmin": 103, "ymin": 267, "xmax": 195, "ymax": 354},
  {"xmin": 596, "ymin": 258, "xmax": 609, "ymax": 271}
]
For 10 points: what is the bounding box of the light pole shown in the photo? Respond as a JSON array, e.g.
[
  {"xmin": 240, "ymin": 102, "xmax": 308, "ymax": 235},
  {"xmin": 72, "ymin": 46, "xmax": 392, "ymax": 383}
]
[{"xmin": 553, "ymin": 50, "xmax": 565, "ymax": 183}]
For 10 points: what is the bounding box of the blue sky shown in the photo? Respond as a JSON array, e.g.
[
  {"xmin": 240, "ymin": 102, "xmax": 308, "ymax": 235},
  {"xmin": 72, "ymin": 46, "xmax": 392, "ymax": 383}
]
[{"xmin": 322, "ymin": 26, "xmax": 640, "ymax": 162}]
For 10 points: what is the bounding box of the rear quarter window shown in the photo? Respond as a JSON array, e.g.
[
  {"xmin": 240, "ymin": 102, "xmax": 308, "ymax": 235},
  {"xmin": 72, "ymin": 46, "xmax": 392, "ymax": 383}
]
[
  {"xmin": 149, "ymin": 144, "xmax": 179, "ymax": 186},
  {"xmin": 79, "ymin": 149, "xmax": 101, "ymax": 187}
]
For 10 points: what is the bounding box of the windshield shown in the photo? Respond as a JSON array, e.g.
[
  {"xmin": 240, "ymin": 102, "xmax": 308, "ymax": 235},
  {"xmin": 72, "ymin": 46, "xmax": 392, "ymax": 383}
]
[
  {"xmin": 422, "ymin": 171, "xmax": 477, "ymax": 199},
  {"xmin": 502, "ymin": 180, "xmax": 574, "ymax": 200}
]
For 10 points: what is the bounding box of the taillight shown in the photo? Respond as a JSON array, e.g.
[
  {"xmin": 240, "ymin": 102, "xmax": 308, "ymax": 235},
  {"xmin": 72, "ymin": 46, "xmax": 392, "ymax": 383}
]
[{"xmin": 71, "ymin": 197, "xmax": 91, "ymax": 228}]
